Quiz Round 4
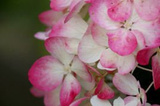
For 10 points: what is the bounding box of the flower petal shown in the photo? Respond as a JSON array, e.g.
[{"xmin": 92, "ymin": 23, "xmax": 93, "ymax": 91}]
[
  {"xmin": 69, "ymin": 97, "xmax": 88, "ymax": 106},
  {"xmin": 89, "ymin": 0, "xmax": 120, "ymax": 30},
  {"xmin": 38, "ymin": 10, "xmax": 63, "ymax": 26},
  {"xmin": 71, "ymin": 56, "xmax": 92, "ymax": 82},
  {"xmin": 34, "ymin": 30, "xmax": 50, "ymax": 40},
  {"xmin": 134, "ymin": 0, "xmax": 160, "ymax": 21},
  {"xmin": 113, "ymin": 97, "xmax": 125, "ymax": 106},
  {"xmin": 152, "ymin": 53, "xmax": 160, "ymax": 90},
  {"xmin": 113, "ymin": 73, "xmax": 139, "ymax": 95},
  {"xmin": 49, "ymin": 15, "xmax": 88, "ymax": 40},
  {"xmin": 124, "ymin": 96, "xmax": 139, "ymax": 106},
  {"xmin": 78, "ymin": 29, "xmax": 105, "ymax": 63},
  {"xmin": 60, "ymin": 74, "xmax": 81, "ymax": 106},
  {"xmin": 30, "ymin": 87, "xmax": 45, "ymax": 97},
  {"xmin": 90, "ymin": 95, "xmax": 112, "ymax": 106},
  {"xmin": 28, "ymin": 56, "xmax": 66, "ymax": 91},
  {"xmin": 107, "ymin": 29, "xmax": 137, "ymax": 56},
  {"xmin": 45, "ymin": 37, "xmax": 74, "ymax": 66},
  {"xmin": 50, "ymin": 0, "xmax": 72, "ymax": 11},
  {"xmin": 108, "ymin": 0, "xmax": 132, "ymax": 22}
]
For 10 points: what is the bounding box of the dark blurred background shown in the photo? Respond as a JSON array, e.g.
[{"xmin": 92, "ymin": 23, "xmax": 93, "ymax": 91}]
[
  {"xmin": 0, "ymin": 0, "xmax": 49, "ymax": 106},
  {"xmin": 0, "ymin": 0, "xmax": 160, "ymax": 106}
]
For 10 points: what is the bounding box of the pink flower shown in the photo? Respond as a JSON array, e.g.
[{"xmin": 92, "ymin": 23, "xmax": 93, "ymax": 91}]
[{"xmin": 89, "ymin": 0, "xmax": 160, "ymax": 56}]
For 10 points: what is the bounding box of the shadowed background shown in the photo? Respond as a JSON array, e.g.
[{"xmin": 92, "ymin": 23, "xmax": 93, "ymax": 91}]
[{"xmin": 0, "ymin": 0, "xmax": 160, "ymax": 106}]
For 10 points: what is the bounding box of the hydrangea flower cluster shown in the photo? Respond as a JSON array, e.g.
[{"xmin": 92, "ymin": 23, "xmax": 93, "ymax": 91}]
[{"xmin": 28, "ymin": 0, "xmax": 160, "ymax": 106}]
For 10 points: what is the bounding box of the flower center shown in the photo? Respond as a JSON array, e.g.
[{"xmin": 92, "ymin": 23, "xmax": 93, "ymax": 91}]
[
  {"xmin": 121, "ymin": 20, "xmax": 134, "ymax": 31},
  {"xmin": 64, "ymin": 65, "xmax": 72, "ymax": 73}
]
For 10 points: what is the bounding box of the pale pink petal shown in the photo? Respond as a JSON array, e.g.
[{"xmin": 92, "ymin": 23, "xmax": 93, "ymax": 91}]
[
  {"xmin": 137, "ymin": 46, "xmax": 157, "ymax": 65},
  {"xmin": 69, "ymin": 97, "xmax": 88, "ymax": 106},
  {"xmin": 78, "ymin": 30, "xmax": 106, "ymax": 63},
  {"xmin": 134, "ymin": 0, "xmax": 160, "ymax": 21},
  {"xmin": 133, "ymin": 18, "xmax": 160, "ymax": 46},
  {"xmin": 108, "ymin": 0, "xmax": 132, "ymax": 22},
  {"xmin": 44, "ymin": 86, "xmax": 61, "ymax": 106},
  {"xmin": 45, "ymin": 37, "xmax": 74, "ymax": 66},
  {"xmin": 89, "ymin": 0, "xmax": 120, "ymax": 30},
  {"xmin": 50, "ymin": 0, "xmax": 72, "ymax": 11},
  {"xmin": 38, "ymin": 10, "xmax": 63, "ymax": 26},
  {"xmin": 91, "ymin": 23, "xmax": 108, "ymax": 47},
  {"xmin": 113, "ymin": 73, "xmax": 139, "ymax": 95},
  {"xmin": 64, "ymin": 38, "xmax": 80, "ymax": 55},
  {"xmin": 90, "ymin": 95, "xmax": 112, "ymax": 106},
  {"xmin": 65, "ymin": 0, "xmax": 85, "ymax": 23},
  {"xmin": 97, "ymin": 62, "xmax": 116, "ymax": 71},
  {"xmin": 105, "ymin": 0, "xmax": 120, "ymax": 8},
  {"xmin": 124, "ymin": 96, "xmax": 139, "ymax": 106},
  {"xmin": 60, "ymin": 74, "xmax": 81, "ymax": 106},
  {"xmin": 28, "ymin": 56, "xmax": 66, "ymax": 91},
  {"xmin": 113, "ymin": 97, "xmax": 125, "ymax": 106},
  {"xmin": 117, "ymin": 54, "xmax": 136, "ymax": 74},
  {"xmin": 71, "ymin": 56, "xmax": 92, "ymax": 82},
  {"xmin": 95, "ymin": 78, "xmax": 114, "ymax": 100},
  {"xmin": 49, "ymin": 15, "xmax": 88, "ymax": 39},
  {"xmin": 100, "ymin": 49, "xmax": 117, "ymax": 69},
  {"xmin": 34, "ymin": 30, "xmax": 50, "ymax": 40},
  {"xmin": 30, "ymin": 87, "xmax": 45, "ymax": 97},
  {"xmin": 107, "ymin": 29, "xmax": 137, "ymax": 56},
  {"xmin": 152, "ymin": 53, "xmax": 160, "ymax": 90}
]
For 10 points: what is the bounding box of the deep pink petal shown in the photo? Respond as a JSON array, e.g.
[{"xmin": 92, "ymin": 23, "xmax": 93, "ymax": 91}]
[
  {"xmin": 71, "ymin": 56, "xmax": 92, "ymax": 82},
  {"xmin": 38, "ymin": 10, "xmax": 63, "ymax": 26},
  {"xmin": 107, "ymin": 29, "xmax": 137, "ymax": 56},
  {"xmin": 78, "ymin": 29, "xmax": 105, "ymax": 63},
  {"xmin": 50, "ymin": 0, "xmax": 72, "ymax": 11},
  {"xmin": 45, "ymin": 37, "xmax": 74, "ymax": 66},
  {"xmin": 152, "ymin": 53, "xmax": 160, "ymax": 90},
  {"xmin": 134, "ymin": 0, "xmax": 160, "ymax": 21},
  {"xmin": 69, "ymin": 97, "xmax": 88, "ymax": 106},
  {"xmin": 95, "ymin": 78, "xmax": 114, "ymax": 100},
  {"xmin": 28, "ymin": 56, "xmax": 66, "ymax": 91},
  {"xmin": 60, "ymin": 74, "xmax": 81, "ymax": 106},
  {"xmin": 113, "ymin": 73, "xmax": 139, "ymax": 95},
  {"xmin": 49, "ymin": 15, "xmax": 88, "ymax": 39},
  {"xmin": 30, "ymin": 87, "xmax": 45, "ymax": 97},
  {"xmin": 89, "ymin": 0, "xmax": 120, "ymax": 30},
  {"xmin": 108, "ymin": 0, "xmax": 132, "ymax": 22},
  {"xmin": 137, "ymin": 46, "xmax": 158, "ymax": 65},
  {"xmin": 44, "ymin": 86, "xmax": 61, "ymax": 106}
]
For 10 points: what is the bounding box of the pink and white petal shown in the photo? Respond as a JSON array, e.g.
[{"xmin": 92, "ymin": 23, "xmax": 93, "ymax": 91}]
[
  {"xmin": 106, "ymin": 0, "xmax": 120, "ymax": 8},
  {"xmin": 137, "ymin": 46, "xmax": 157, "ymax": 65},
  {"xmin": 152, "ymin": 53, "xmax": 160, "ymax": 90},
  {"xmin": 45, "ymin": 37, "xmax": 74, "ymax": 66},
  {"xmin": 113, "ymin": 73, "xmax": 139, "ymax": 95},
  {"xmin": 78, "ymin": 31, "xmax": 106, "ymax": 63},
  {"xmin": 89, "ymin": 0, "xmax": 120, "ymax": 30},
  {"xmin": 65, "ymin": 0, "xmax": 85, "ymax": 23},
  {"xmin": 95, "ymin": 78, "xmax": 114, "ymax": 100},
  {"xmin": 134, "ymin": 0, "xmax": 160, "ymax": 21},
  {"xmin": 44, "ymin": 86, "xmax": 61, "ymax": 106},
  {"xmin": 124, "ymin": 96, "xmax": 140, "ymax": 106},
  {"xmin": 113, "ymin": 97, "xmax": 125, "ymax": 106},
  {"xmin": 100, "ymin": 49, "xmax": 117, "ymax": 69},
  {"xmin": 133, "ymin": 18, "xmax": 160, "ymax": 47},
  {"xmin": 108, "ymin": 0, "xmax": 132, "ymax": 22},
  {"xmin": 65, "ymin": 38, "xmax": 80, "ymax": 55},
  {"xmin": 34, "ymin": 30, "xmax": 50, "ymax": 40},
  {"xmin": 90, "ymin": 95, "xmax": 112, "ymax": 106},
  {"xmin": 91, "ymin": 23, "xmax": 108, "ymax": 47},
  {"xmin": 139, "ymin": 88, "xmax": 147, "ymax": 105},
  {"xmin": 28, "ymin": 56, "xmax": 66, "ymax": 91},
  {"xmin": 60, "ymin": 74, "xmax": 81, "ymax": 106},
  {"xmin": 30, "ymin": 87, "xmax": 45, "ymax": 97},
  {"xmin": 117, "ymin": 54, "xmax": 136, "ymax": 75},
  {"xmin": 50, "ymin": 0, "xmax": 72, "ymax": 11},
  {"xmin": 38, "ymin": 10, "xmax": 63, "ymax": 26},
  {"xmin": 107, "ymin": 29, "xmax": 137, "ymax": 56},
  {"xmin": 69, "ymin": 97, "xmax": 89, "ymax": 106},
  {"xmin": 97, "ymin": 62, "xmax": 116, "ymax": 71},
  {"xmin": 71, "ymin": 56, "xmax": 92, "ymax": 82},
  {"xmin": 49, "ymin": 15, "xmax": 88, "ymax": 39}
]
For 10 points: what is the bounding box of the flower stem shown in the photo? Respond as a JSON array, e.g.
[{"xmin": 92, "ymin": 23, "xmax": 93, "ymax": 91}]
[
  {"xmin": 137, "ymin": 65, "xmax": 152, "ymax": 72},
  {"xmin": 146, "ymin": 81, "xmax": 154, "ymax": 93}
]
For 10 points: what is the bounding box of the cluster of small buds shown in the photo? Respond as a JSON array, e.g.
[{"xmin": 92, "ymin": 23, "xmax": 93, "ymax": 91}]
[{"xmin": 28, "ymin": 0, "xmax": 160, "ymax": 106}]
